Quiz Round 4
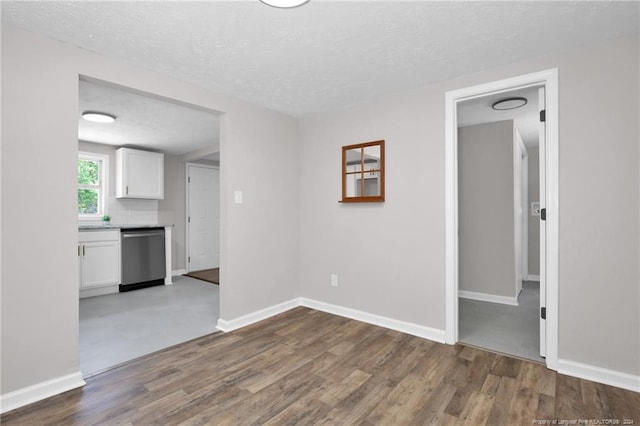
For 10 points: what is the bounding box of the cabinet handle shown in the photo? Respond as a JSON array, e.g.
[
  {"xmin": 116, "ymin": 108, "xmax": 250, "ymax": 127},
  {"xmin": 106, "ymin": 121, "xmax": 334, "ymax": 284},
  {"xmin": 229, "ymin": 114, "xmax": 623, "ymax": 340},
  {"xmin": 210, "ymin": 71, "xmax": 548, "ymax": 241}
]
[
  {"xmin": 78, "ymin": 245, "xmax": 80, "ymax": 256},
  {"xmin": 83, "ymin": 245, "xmax": 86, "ymax": 256}
]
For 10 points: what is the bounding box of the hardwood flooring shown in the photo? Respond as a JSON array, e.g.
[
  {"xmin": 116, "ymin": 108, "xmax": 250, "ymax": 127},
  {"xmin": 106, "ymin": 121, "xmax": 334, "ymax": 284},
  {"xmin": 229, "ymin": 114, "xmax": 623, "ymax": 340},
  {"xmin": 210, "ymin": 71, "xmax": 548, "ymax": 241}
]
[
  {"xmin": 3, "ymin": 307, "xmax": 639, "ymax": 425},
  {"xmin": 185, "ymin": 269, "xmax": 219, "ymax": 285}
]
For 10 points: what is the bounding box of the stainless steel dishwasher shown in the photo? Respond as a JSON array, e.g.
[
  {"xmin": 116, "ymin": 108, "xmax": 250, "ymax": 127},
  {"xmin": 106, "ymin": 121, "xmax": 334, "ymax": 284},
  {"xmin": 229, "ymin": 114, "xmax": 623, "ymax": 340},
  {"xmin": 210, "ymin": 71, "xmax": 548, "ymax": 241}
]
[{"xmin": 120, "ymin": 227, "xmax": 166, "ymax": 292}]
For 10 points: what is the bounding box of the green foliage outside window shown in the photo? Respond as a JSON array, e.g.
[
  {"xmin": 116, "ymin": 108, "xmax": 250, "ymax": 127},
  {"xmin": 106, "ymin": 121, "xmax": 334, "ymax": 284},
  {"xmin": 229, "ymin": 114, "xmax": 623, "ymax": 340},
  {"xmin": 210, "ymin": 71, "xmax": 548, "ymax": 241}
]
[{"xmin": 78, "ymin": 158, "xmax": 101, "ymax": 215}]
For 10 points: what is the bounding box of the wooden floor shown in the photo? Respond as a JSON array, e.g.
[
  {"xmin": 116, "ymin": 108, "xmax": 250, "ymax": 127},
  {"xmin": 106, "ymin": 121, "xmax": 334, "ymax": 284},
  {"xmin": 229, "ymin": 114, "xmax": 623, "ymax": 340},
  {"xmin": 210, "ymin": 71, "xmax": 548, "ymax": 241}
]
[
  {"xmin": 184, "ymin": 268, "xmax": 219, "ymax": 285},
  {"xmin": 3, "ymin": 307, "xmax": 639, "ymax": 425}
]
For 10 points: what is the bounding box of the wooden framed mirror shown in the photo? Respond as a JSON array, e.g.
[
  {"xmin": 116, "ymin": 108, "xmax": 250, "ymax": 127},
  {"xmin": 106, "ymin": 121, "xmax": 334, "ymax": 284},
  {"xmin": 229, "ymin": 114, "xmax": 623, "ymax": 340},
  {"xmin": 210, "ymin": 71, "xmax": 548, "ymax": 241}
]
[{"xmin": 341, "ymin": 140, "xmax": 385, "ymax": 203}]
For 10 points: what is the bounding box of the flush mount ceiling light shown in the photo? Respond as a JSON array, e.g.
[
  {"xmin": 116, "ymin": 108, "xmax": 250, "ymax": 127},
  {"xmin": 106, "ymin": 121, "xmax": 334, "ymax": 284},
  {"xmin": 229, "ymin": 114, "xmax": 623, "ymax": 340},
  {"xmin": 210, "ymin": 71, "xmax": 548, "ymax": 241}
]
[
  {"xmin": 259, "ymin": 0, "xmax": 309, "ymax": 8},
  {"xmin": 82, "ymin": 111, "xmax": 116, "ymax": 123},
  {"xmin": 491, "ymin": 97, "xmax": 528, "ymax": 111}
]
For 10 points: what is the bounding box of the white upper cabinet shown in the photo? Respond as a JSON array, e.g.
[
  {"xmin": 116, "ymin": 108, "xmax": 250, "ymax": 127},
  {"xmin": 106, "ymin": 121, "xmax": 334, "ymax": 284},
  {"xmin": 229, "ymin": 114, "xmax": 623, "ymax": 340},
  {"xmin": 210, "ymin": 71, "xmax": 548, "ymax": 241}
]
[{"xmin": 116, "ymin": 147, "xmax": 164, "ymax": 199}]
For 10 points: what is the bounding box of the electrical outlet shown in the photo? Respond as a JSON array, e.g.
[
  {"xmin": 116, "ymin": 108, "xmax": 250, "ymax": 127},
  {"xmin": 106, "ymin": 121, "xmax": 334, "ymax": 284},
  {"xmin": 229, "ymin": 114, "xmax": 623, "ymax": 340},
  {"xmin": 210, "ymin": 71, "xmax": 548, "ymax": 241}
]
[{"xmin": 331, "ymin": 274, "xmax": 338, "ymax": 287}]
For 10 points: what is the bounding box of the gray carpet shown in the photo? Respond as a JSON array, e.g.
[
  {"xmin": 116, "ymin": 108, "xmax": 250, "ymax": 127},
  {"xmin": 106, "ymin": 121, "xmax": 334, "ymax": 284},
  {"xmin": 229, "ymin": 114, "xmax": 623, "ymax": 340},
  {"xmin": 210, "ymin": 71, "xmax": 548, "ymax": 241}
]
[
  {"xmin": 79, "ymin": 275, "xmax": 219, "ymax": 377},
  {"xmin": 459, "ymin": 281, "xmax": 544, "ymax": 363}
]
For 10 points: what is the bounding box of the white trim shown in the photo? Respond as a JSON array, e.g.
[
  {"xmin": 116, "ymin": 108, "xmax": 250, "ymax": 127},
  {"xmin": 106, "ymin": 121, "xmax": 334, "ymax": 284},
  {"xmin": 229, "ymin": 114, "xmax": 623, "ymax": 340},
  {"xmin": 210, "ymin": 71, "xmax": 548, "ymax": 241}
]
[
  {"xmin": 216, "ymin": 298, "xmax": 300, "ymax": 332},
  {"xmin": 527, "ymin": 275, "xmax": 540, "ymax": 282},
  {"xmin": 79, "ymin": 284, "xmax": 118, "ymax": 298},
  {"xmin": 216, "ymin": 297, "xmax": 446, "ymax": 343},
  {"xmin": 172, "ymin": 269, "xmax": 187, "ymax": 276},
  {"xmin": 300, "ymin": 298, "xmax": 446, "ymax": 343},
  {"xmin": 557, "ymin": 359, "xmax": 640, "ymax": 393},
  {"xmin": 445, "ymin": 69, "xmax": 559, "ymax": 371},
  {"xmin": 164, "ymin": 226, "xmax": 173, "ymax": 284},
  {"xmin": 514, "ymin": 126, "xmax": 526, "ymax": 297},
  {"xmin": 458, "ymin": 290, "xmax": 519, "ymax": 306},
  {"xmin": 78, "ymin": 151, "xmax": 109, "ymax": 220},
  {"xmin": 0, "ymin": 372, "xmax": 85, "ymax": 414}
]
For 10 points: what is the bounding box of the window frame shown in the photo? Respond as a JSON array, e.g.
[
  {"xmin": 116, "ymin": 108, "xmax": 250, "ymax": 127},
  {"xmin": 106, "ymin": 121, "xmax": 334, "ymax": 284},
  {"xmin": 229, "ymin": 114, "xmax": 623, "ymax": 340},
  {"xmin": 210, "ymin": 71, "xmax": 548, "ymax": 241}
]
[
  {"xmin": 78, "ymin": 151, "xmax": 109, "ymax": 220},
  {"xmin": 341, "ymin": 140, "xmax": 385, "ymax": 203}
]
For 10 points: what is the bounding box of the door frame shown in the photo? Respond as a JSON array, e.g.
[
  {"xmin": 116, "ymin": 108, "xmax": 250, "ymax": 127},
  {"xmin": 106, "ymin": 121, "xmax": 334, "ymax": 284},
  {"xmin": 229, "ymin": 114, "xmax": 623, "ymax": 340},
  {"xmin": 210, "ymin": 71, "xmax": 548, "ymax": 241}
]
[
  {"xmin": 444, "ymin": 68, "xmax": 559, "ymax": 370},
  {"xmin": 185, "ymin": 162, "xmax": 220, "ymax": 273}
]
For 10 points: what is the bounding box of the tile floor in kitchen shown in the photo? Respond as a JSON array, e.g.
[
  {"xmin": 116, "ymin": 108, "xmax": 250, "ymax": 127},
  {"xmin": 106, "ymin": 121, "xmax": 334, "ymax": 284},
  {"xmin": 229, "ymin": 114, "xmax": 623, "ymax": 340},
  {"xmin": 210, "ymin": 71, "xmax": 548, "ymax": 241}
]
[{"xmin": 79, "ymin": 275, "xmax": 219, "ymax": 377}]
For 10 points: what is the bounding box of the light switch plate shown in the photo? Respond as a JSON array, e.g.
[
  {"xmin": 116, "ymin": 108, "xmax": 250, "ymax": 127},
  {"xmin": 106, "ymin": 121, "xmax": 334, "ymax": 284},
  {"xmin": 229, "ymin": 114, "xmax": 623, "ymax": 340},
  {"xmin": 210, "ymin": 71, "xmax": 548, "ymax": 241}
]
[
  {"xmin": 234, "ymin": 190, "xmax": 243, "ymax": 204},
  {"xmin": 331, "ymin": 274, "xmax": 338, "ymax": 287}
]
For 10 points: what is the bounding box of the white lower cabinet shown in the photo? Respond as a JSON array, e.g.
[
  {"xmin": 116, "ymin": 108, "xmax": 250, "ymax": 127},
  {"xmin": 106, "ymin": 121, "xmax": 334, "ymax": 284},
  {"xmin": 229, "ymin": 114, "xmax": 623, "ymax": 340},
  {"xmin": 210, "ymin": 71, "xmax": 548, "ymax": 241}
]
[{"xmin": 79, "ymin": 230, "xmax": 120, "ymax": 297}]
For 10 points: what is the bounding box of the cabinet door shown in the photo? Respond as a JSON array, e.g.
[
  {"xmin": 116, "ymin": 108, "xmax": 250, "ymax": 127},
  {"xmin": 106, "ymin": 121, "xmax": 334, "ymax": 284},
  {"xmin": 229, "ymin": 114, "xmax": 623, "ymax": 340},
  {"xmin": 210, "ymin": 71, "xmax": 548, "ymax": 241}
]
[
  {"xmin": 81, "ymin": 241, "xmax": 120, "ymax": 288},
  {"xmin": 117, "ymin": 148, "xmax": 164, "ymax": 199}
]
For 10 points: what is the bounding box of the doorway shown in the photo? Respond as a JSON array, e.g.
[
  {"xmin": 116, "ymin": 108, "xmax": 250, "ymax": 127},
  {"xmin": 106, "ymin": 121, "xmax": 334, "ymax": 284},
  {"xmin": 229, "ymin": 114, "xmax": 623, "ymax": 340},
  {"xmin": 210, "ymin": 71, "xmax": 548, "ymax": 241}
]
[
  {"xmin": 444, "ymin": 69, "xmax": 559, "ymax": 370},
  {"xmin": 77, "ymin": 76, "xmax": 222, "ymax": 377}
]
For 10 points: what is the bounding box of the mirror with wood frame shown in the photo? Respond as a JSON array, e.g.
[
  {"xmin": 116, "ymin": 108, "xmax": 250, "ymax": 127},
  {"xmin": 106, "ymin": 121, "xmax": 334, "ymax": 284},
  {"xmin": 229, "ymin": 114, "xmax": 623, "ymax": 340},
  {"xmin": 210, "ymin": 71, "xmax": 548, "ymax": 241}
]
[{"xmin": 341, "ymin": 140, "xmax": 385, "ymax": 203}]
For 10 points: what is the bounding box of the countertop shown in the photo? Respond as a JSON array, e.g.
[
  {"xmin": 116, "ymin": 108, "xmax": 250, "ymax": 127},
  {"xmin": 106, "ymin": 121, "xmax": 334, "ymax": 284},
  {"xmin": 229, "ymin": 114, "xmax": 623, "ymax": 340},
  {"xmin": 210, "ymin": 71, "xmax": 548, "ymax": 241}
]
[{"xmin": 79, "ymin": 224, "xmax": 173, "ymax": 231}]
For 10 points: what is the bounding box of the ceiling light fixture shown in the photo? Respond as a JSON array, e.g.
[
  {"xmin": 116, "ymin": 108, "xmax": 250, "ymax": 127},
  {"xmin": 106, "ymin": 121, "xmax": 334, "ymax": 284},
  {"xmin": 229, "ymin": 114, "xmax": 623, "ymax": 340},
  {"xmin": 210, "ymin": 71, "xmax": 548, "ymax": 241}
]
[
  {"xmin": 82, "ymin": 111, "xmax": 116, "ymax": 123},
  {"xmin": 259, "ymin": 0, "xmax": 309, "ymax": 8},
  {"xmin": 491, "ymin": 97, "xmax": 528, "ymax": 111}
]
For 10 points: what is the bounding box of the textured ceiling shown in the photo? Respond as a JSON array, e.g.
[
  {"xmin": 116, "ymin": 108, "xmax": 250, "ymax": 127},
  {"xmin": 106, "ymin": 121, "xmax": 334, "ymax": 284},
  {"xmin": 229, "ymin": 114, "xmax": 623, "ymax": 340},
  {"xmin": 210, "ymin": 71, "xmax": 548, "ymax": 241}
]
[
  {"xmin": 79, "ymin": 79, "xmax": 220, "ymax": 155},
  {"xmin": 2, "ymin": 1, "xmax": 638, "ymax": 118}
]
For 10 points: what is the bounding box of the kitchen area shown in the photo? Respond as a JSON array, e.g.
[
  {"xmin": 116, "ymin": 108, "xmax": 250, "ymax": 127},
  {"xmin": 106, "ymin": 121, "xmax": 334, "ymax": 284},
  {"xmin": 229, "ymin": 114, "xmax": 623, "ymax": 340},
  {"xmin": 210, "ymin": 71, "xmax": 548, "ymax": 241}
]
[{"xmin": 77, "ymin": 78, "xmax": 221, "ymax": 376}]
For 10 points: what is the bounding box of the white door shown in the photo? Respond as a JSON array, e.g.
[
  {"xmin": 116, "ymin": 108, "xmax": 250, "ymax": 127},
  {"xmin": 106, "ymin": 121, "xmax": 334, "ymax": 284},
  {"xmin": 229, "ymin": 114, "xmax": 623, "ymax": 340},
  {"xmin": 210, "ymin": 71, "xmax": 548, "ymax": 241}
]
[
  {"xmin": 538, "ymin": 87, "xmax": 547, "ymax": 358},
  {"xmin": 187, "ymin": 164, "xmax": 220, "ymax": 272}
]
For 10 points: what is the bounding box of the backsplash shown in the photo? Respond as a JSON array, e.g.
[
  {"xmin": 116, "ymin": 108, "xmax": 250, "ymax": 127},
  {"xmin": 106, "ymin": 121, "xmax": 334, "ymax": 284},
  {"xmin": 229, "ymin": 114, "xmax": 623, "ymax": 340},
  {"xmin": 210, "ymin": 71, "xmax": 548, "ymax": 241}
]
[{"xmin": 79, "ymin": 197, "xmax": 158, "ymax": 226}]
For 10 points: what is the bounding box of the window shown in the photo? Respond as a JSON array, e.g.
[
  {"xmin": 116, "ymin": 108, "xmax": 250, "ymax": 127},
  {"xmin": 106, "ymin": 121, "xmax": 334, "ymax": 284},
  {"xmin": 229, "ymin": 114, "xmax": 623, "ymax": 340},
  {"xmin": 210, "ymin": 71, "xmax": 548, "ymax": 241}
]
[{"xmin": 78, "ymin": 152, "xmax": 108, "ymax": 218}]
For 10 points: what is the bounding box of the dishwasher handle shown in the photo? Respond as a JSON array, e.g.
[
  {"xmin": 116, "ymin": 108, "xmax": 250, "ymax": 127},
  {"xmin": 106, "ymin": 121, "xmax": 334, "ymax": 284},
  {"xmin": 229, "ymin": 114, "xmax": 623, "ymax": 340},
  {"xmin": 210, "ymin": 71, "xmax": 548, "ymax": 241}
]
[{"xmin": 122, "ymin": 231, "xmax": 165, "ymax": 238}]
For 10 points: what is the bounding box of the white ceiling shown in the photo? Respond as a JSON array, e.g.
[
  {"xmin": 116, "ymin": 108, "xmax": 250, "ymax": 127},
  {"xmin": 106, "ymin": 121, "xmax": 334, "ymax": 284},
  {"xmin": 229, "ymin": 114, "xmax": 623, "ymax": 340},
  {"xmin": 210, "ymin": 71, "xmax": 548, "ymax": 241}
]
[
  {"xmin": 2, "ymin": 1, "xmax": 638, "ymax": 119},
  {"xmin": 17, "ymin": 1, "xmax": 633, "ymax": 156},
  {"xmin": 458, "ymin": 86, "xmax": 540, "ymax": 148},
  {"xmin": 79, "ymin": 79, "xmax": 220, "ymax": 155}
]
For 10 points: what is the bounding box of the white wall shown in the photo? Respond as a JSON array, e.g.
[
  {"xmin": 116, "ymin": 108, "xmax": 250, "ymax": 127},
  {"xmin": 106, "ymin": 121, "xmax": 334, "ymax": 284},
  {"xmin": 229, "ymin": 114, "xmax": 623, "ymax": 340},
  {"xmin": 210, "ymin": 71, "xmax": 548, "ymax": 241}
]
[
  {"xmin": 299, "ymin": 35, "xmax": 639, "ymax": 377},
  {"xmin": 1, "ymin": 25, "xmax": 300, "ymax": 397},
  {"xmin": 458, "ymin": 121, "xmax": 515, "ymax": 298}
]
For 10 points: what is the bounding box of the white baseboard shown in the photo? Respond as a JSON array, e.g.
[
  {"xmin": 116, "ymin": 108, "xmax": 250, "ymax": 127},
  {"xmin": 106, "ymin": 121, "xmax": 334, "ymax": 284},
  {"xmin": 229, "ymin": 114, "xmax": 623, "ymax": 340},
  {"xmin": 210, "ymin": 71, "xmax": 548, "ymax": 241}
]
[
  {"xmin": 0, "ymin": 372, "xmax": 85, "ymax": 414},
  {"xmin": 216, "ymin": 298, "xmax": 300, "ymax": 332},
  {"xmin": 527, "ymin": 275, "xmax": 540, "ymax": 281},
  {"xmin": 79, "ymin": 285, "xmax": 119, "ymax": 299},
  {"xmin": 216, "ymin": 297, "xmax": 446, "ymax": 344},
  {"xmin": 458, "ymin": 290, "xmax": 519, "ymax": 306},
  {"xmin": 299, "ymin": 298, "xmax": 446, "ymax": 343},
  {"xmin": 172, "ymin": 269, "xmax": 187, "ymax": 276},
  {"xmin": 557, "ymin": 358, "xmax": 640, "ymax": 393}
]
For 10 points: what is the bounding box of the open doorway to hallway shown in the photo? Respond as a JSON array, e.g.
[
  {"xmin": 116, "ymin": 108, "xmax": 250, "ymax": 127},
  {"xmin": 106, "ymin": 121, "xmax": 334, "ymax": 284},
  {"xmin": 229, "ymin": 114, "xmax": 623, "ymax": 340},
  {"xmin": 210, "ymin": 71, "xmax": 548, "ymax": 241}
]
[
  {"xmin": 445, "ymin": 69, "xmax": 559, "ymax": 368},
  {"xmin": 456, "ymin": 86, "xmax": 543, "ymax": 362}
]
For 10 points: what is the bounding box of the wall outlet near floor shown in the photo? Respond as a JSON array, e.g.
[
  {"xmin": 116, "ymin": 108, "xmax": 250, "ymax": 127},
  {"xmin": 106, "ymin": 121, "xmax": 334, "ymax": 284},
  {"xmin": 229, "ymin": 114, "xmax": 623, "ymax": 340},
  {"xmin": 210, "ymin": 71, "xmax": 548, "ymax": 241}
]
[{"xmin": 330, "ymin": 274, "xmax": 338, "ymax": 287}]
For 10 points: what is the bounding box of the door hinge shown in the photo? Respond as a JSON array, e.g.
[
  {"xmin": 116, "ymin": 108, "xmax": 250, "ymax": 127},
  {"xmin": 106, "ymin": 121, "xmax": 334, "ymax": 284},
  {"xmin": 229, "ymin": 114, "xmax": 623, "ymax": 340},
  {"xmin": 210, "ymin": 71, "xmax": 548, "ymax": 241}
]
[
  {"xmin": 541, "ymin": 307, "xmax": 546, "ymax": 320},
  {"xmin": 540, "ymin": 208, "xmax": 546, "ymax": 221},
  {"xmin": 188, "ymin": 256, "xmax": 191, "ymax": 263},
  {"xmin": 188, "ymin": 216, "xmax": 191, "ymax": 223},
  {"xmin": 539, "ymin": 109, "xmax": 546, "ymax": 122},
  {"xmin": 188, "ymin": 176, "xmax": 191, "ymax": 183}
]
